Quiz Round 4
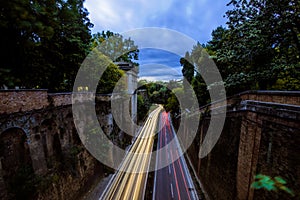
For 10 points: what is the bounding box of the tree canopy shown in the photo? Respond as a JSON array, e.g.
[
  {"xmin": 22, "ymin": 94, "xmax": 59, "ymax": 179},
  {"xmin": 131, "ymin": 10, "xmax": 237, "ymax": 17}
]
[
  {"xmin": 0, "ymin": 1, "xmax": 140, "ymax": 93},
  {"xmin": 172, "ymin": 0, "xmax": 300, "ymax": 112},
  {"xmin": 0, "ymin": 0, "xmax": 93, "ymax": 91},
  {"xmin": 209, "ymin": 0, "xmax": 300, "ymax": 94},
  {"xmin": 91, "ymin": 31, "xmax": 139, "ymax": 64},
  {"xmin": 88, "ymin": 31, "xmax": 139, "ymax": 94}
]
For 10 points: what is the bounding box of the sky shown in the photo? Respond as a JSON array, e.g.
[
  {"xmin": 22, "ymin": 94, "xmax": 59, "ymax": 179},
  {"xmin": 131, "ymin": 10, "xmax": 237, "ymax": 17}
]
[{"xmin": 84, "ymin": 0, "xmax": 229, "ymax": 81}]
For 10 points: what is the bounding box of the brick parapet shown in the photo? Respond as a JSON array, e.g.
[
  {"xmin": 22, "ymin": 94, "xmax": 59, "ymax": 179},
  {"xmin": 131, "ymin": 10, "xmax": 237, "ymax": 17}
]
[
  {"xmin": 202, "ymin": 90, "xmax": 300, "ymax": 108},
  {"xmin": 238, "ymin": 90, "xmax": 300, "ymax": 106},
  {"xmin": 186, "ymin": 90, "xmax": 300, "ymax": 200},
  {"xmin": 0, "ymin": 90, "xmax": 48, "ymax": 114},
  {"xmin": 48, "ymin": 93, "xmax": 72, "ymax": 107},
  {"xmin": 0, "ymin": 90, "xmax": 112, "ymax": 115}
]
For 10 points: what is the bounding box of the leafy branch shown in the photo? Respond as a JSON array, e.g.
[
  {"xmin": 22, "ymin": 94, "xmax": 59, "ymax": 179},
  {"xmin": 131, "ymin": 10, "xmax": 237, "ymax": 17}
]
[{"xmin": 251, "ymin": 174, "xmax": 295, "ymax": 197}]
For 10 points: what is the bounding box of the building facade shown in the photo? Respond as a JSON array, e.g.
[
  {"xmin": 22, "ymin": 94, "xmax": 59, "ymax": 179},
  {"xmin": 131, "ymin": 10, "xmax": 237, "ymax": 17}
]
[{"xmin": 115, "ymin": 62, "xmax": 138, "ymax": 124}]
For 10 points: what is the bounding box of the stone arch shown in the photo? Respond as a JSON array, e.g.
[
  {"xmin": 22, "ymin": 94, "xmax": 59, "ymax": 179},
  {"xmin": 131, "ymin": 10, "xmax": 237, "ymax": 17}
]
[
  {"xmin": 63, "ymin": 110, "xmax": 81, "ymax": 146},
  {"xmin": 40, "ymin": 119, "xmax": 62, "ymax": 168},
  {"xmin": 41, "ymin": 119, "xmax": 57, "ymax": 157},
  {"xmin": 57, "ymin": 110, "xmax": 73, "ymax": 149},
  {"xmin": 0, "ymin": 127, "xmax": 34, "ymax": 199},
  {"xmin": 0, "ymin": 127, "xmax": 32, "ymax": 178}
]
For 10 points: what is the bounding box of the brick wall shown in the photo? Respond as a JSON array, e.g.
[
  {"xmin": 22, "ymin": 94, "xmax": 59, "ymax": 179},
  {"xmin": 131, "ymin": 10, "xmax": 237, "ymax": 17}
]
[
  {"xmin": 0, "ymin": 90, "xmax": 120, "ymax": 200},
  {"xmin": 186, "ymin": 90, "xmax": 300, "ymax": 200},
  {"xmin": 0, "ymin": 90, "xmax": 112, "ymax": 114},
  {"xmin": 48, "ymin": 93, "xmax": 72, "ymax": 107},
  {"xmin": 253, "ymin": 119, "xmax": 300, "ymax": 200},
  {"xmin": 0, "ymin": 90, "xmax": 48, "ymax": 114},
  {"xmin": 239, "ymin": 91, "xmax": 300, "ymax": 106},
  {"xmin": 190, "ymin": 115, "xmax": 242, "ymax": 200}
]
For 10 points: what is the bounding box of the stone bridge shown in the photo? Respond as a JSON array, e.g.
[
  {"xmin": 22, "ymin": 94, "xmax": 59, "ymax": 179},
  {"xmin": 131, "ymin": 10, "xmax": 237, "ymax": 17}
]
[{"xmin": 0, "ymin": 90, "xmax": 124, "ymax": 200}]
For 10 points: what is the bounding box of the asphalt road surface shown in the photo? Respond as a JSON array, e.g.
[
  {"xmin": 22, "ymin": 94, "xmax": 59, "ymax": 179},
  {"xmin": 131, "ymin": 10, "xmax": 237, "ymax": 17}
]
[{"xmin": 153, "ymin": 111, "xmax": 199, "ymax": 200}]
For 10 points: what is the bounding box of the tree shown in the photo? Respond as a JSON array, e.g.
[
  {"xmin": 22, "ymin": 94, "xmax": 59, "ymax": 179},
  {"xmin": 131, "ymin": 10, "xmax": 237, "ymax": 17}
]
[
  {"xmin": 91, "ymin": 31, "xmax": 139, "ymax": 64},
  {"xmin": 180, "ymin": 43, "xmax": 219, "ymax": 106},
  {"xmin": 206, "ymin": 0, "xmax": 300, "ymax": 94},
  {"xmin": 0, "ymin": 0, "xmax": 93, "ymax": 91},
  {"xmin": 167, "ymin": 80, "xmax": 182, "ymax": 90},
  {"xmin": 180, "ymin": 52, "xmax": 194, "ymax": 84},
  {"xmin": 90, "ymin": 31, "xmax": 139, "ymax": 94},
  {"xmin": 192, "ymin": 73, "xmax": 209, "ymax": 106},
  {"xmin": 180, "ymin": 52, "xmax": 195, "ymax": 109},
  {"xmin": 165, "ymin": 87, "xmax": 184, "ymax": 115}
]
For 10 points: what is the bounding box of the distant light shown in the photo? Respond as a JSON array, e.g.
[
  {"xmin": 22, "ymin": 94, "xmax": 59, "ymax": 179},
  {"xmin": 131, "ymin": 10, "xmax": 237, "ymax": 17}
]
[
  {"xmin": 77, "ymin": 86, "xmax": 89, "ymax": 91},
  {"xmin": 185, "ymin": 108, "xmax": 191, "ymax": 113}
]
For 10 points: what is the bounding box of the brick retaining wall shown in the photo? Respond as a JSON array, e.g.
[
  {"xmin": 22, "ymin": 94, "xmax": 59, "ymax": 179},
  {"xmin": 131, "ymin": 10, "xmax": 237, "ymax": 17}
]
[{"xmin": 186, "ymin": 90, "xmax": 300, "ymax": 200}]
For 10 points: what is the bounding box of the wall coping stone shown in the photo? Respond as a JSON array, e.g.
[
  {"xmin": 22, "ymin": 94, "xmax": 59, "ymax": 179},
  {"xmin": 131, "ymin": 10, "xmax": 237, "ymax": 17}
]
[{"xmin": 0, "ymin": 89, "xmax": 48, "ymax": 92}]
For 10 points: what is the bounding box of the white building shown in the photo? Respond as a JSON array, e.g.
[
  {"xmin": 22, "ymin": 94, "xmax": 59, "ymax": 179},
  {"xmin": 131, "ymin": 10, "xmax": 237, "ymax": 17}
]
[{"xmin": 115, "ymin": 62, "xmax": 138, "ymax": 123}]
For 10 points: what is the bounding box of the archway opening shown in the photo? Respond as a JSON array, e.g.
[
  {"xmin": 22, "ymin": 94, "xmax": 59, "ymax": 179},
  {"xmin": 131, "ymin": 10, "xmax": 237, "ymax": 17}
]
[{"xmin": 0, "ymin": 128, "xmax": 34, "ymax": 199}]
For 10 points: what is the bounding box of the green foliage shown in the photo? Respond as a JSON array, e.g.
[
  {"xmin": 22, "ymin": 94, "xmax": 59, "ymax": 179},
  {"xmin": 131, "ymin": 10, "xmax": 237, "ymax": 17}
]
[
  {"xmin": 251, "ymin": 174, "xmax": 295, "ymax": 197},
  {"xmin": 180, "ymin": 52, "xmax": 194, "ymax": 83},
  {"xmin": 138, "ymin": 80, "xmax": 171, "ymax": 104},
  {"xmin": 84, "ymin": 122, "xmax": 111, "ymax": 160},
  {"xmin": 62, "ymin": 145, "xmax": 84, "ymax": 173},
  {"xmin": 90, "ymin": 31, "xmax": 139, "ymax": 94},
  {"xmin": 137, "ymin": 94, "xmax": 150, "ymax": 121},
  {"xmin": 0, "ymin": 0, "xmax": 93, "ymax": 91},
  {"xmin": 70, "ymin": 145, "xmax": 84, "ymax": 157},
  {"xmin": 192, "ymin": 73, "xmax": 210, "ymax": 106},
  {"xmin": 76, "ymin": 49, "xmax": 118, "ymax": 93},
  {"xmin": 164, "ymin": 87, "xmax": 184, "ymax": 115},
  {"xmin": 0, "ymin": 1, "xmax": 140, "ymax": 93},
  {"xmin": 180, "ymin": 43, "xmax": 221, "ymax": 106},
  {"xmin": 98, "ymin": 62, "xmax": 125, "ymax": 94},
  {"xmin": 204, "ymin": 0, "xmax": 300, "ymax": 94},
  {"xmin": 271, "ymin": 64, "xmax": 300, "ymax": 90},
  {"xmin": 137, "ymin": 80, "xmax": 183, "ymax": 119},
  {"xmin": 92, "ymin": 31, "xmax": 139, "ymax": 64}
]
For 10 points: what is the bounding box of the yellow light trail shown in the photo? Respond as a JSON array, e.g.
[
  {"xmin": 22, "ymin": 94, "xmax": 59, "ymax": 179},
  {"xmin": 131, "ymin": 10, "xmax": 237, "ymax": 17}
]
[{"xmin": 100, "ymin": 105, "xmax": 163, "ymax": 200}]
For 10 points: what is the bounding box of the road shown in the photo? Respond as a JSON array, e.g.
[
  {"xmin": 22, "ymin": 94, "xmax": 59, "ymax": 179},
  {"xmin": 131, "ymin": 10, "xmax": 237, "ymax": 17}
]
[
  {"xmin": 153, "ymin": 111, "xmax": 199, "ymax": 200},
  {"xmin": 100, "ymin": 105, "xmax": 163, "ymax": 200}
]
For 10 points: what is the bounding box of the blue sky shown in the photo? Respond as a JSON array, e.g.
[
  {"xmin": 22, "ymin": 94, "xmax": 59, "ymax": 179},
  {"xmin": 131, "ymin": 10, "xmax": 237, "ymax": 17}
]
[{"xmin": 84, "ymin": 0, "xmax": 229, "ymax": 81}]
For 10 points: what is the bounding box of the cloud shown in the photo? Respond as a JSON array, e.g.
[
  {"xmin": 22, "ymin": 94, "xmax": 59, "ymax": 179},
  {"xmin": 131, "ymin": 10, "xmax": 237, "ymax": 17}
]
[
  {"xmin": 84, "ymin": 0, "xmax": 173, "ymax": 33},
  {"xmin": 138, "ymin": 48, "xmax": 180, "ymax": 65},
  {"xmin": 137, "ymin": 48, "xmax": 182, "ymax": 81},
  {"xmin": 84, "ymin": 0, "xmax": 229, "ymax": 81},
  {"xmin": 139, "ymin": 64, "xmax": 182, "ymax": 81},
  {"xmin": 84, "ymin": 0, "xmax": 228, "ymax": 43},
  {"xmin": 143, "ymin": 0, "xmax": 228, "ymax": 42},
  {"xmin": 122, "ymin": 28, "xmax": 197, "ymax": 61}
]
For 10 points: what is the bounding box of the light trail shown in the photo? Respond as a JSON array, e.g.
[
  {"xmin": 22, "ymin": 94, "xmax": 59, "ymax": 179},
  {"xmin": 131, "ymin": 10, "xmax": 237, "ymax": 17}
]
[{"xmin": 100, "ymin": 105, "xmax": 162, "ymax": 200}]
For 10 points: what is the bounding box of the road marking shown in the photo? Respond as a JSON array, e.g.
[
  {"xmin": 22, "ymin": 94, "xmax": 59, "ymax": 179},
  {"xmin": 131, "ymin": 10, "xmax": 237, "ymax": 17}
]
[
  {"xmin": 170, "ymin": 183, "xmax": 174, "ymax": 199},
  {"xmin": 153, "ymin": 111, "xmax": 199, "ymax": 200},
  {"xmin": 169, "ymin": 112, "xmax": 199, "ymax": 200},
  {"xmin": 170, "ymin": 147, "xmax": 181, "ymax": 200},
  {"xmin": 177, "ymin": 153, "xmax": 191, "ymax": 200}
]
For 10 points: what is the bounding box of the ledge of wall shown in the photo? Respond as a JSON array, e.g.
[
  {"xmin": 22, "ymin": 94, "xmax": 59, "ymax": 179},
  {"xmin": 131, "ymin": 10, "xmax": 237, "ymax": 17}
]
[
  {"xmin": 0, "ymin": 90, "xmax": 48, "ymax": 114},
  {"xmin": 0, "ymin": 90, "xmax": 112, "ymax": 115}
]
